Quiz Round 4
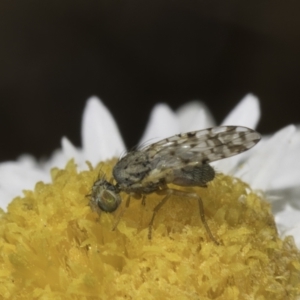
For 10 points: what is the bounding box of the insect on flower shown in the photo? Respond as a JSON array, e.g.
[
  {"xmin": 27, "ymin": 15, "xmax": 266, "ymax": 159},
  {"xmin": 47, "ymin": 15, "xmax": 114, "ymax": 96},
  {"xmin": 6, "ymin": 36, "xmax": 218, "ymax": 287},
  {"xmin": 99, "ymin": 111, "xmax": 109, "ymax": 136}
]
[{"xmin": 90, "ymin": 126, "xmax": 261, "ymax": 244}]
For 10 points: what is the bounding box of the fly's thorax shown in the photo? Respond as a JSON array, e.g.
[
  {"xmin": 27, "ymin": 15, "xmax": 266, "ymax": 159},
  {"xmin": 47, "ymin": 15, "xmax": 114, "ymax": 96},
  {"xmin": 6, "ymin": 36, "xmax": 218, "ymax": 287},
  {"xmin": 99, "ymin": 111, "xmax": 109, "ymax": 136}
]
[
  {"xmin": 172, "ymin": 163, "xmax": 215, "ymax": 187},
  {"xmin": 91, "ymin": 179, "xmax": 121, "ymax": 213},
  {"xmin": 113, "ymin": 151, "xmax": 152, "ymax": 187},
  {"xmin": 117, "ymin": 180, "xmax": 161, "ymax": 194}
]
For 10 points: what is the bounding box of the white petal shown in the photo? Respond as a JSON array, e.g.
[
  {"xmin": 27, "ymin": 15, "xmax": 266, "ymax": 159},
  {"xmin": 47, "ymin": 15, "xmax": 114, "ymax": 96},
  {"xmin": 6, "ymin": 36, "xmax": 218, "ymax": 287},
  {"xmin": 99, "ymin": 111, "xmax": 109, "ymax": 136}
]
[
  {"xmin": 176, "ymin": 101, "xmax": 215, "ymax": 131},
  {"xmin": 282, "ymin": 224, "xmax": 300, "ymax": 249},
  {"xmin": 42, "ymin": 137, "xmax": 82, "ymax": 170},
  {"xmin": 275, "ymin": 204, "xmax": 300, "ymax": 248},
  {"xmin": 139, "ymin": 103, "xmax": 180, "ymax": 145},
  {"xmin": 0, "ymin": 156, "xmax": 50, "ymax": 209},
  {"xmin": 82, "ymin": 97, "xmax": 125, "ymax": 165},
  {"xmin": 61, "ymin": 136, "xmax": 85, "ymax": 168},
  {"xmin": 238, "ymin": 125, "xmax": 296, "ymax": 190},
  {"xmin": 62, "ymin": 136, "xmax": 79, "ymax": 158},
  {"xmin": 221, "ymin": 94, "xmax": 260, "ymax": 129},
  {"xmin": 271, "ymin": 130, "xmax": 300, "ymax": 189},
  {"xmin": 275, "ymin": 204, "xmax": 299, "ymax": 230},
  {"xmin": 43, "ymin": 149, "xmax": 66, "ymax": 170}
]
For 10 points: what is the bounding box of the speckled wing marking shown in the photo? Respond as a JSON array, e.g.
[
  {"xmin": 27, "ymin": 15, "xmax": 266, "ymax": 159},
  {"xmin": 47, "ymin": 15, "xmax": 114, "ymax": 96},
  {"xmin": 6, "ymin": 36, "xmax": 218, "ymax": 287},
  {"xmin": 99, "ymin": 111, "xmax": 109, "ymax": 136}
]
[{"xmin": 141, "ymin": 126, "xmax": 261, "ymax": 170}]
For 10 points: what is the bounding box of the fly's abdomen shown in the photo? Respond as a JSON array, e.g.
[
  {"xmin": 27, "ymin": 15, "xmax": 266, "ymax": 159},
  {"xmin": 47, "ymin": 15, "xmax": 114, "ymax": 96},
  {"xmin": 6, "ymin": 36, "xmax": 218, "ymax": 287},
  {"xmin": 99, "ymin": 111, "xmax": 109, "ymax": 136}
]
[{"xmin": 172, "ymin": 163, "xmax": 215, "ymax": 187}]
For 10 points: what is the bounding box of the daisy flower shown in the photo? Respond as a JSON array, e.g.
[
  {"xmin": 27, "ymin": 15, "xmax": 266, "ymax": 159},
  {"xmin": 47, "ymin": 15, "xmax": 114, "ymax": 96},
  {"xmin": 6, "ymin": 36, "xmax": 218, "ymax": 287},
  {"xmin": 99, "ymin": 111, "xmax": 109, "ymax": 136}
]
[{"xmin": 0, "ymin": 94, "xmax": 300, "ymax": 299}]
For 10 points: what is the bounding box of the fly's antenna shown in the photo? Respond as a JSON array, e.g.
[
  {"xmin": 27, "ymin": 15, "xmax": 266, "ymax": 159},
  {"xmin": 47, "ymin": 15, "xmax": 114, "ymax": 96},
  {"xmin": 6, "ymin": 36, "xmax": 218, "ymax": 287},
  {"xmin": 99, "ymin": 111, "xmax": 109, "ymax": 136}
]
[
  {"xmin": 126, "ymin": 135, "xmax": 159, "ymax": 153},
  {"xmin": 118, "ymin": 148, "xmax": 128, "ymax": 159},
  {"xmin": 137, "ymin": 136, "xmax": 161, "ymax": 150}
]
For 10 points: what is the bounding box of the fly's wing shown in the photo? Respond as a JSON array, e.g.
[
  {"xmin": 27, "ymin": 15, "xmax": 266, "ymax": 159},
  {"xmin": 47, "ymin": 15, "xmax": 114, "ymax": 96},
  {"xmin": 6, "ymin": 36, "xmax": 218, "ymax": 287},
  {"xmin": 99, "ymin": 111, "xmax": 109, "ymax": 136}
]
[{"xmin": 142, "ymin": 126, "xmax": 261, "ymax": 170}]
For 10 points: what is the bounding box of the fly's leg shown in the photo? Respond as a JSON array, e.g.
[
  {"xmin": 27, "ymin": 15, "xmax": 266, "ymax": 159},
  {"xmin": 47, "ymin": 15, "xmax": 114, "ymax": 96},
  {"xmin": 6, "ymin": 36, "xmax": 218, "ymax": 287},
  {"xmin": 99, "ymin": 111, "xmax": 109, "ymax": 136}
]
[
  {"xmin": 141, "ymin": 195, "xmax": 146, "ymax": 206},
  {"xmin": 149, "ymin": 189, "xmax": 219, "ymax": 245},
  {"xmin": 194, "ymin": 192, "xmax": 219, "ymax": 245},
  {"xmin": 112, "ymin": 195, "xmax": 131, "ymax": 231},
  {"xmin": 148, "ymin": 190, "xmax": 172, "ymax": 239}
]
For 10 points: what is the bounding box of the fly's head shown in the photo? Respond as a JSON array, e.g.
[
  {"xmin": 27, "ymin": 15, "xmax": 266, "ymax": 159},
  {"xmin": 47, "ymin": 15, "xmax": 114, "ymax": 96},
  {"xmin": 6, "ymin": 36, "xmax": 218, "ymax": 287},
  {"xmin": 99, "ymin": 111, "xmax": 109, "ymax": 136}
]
[{"xmin": 90, "ymin": 178, "xmax": 121, "ymax": 213}]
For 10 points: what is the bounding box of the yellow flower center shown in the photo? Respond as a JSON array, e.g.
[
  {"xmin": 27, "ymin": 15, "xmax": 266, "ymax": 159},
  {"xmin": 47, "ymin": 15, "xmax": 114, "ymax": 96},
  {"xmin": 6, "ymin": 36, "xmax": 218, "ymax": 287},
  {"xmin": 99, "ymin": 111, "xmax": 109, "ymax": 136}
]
[{"xmin": 0, "ymin": 159, "xmax": 299, "ymax": 299}]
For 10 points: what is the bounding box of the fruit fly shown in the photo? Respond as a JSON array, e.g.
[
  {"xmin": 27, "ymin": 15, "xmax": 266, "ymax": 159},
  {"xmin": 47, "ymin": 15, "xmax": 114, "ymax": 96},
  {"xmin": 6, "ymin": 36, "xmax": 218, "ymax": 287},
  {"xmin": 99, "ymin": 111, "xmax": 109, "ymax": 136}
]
[{"xmin": 90, "ymin": 126, "xmax": 261, "ymax": 244}]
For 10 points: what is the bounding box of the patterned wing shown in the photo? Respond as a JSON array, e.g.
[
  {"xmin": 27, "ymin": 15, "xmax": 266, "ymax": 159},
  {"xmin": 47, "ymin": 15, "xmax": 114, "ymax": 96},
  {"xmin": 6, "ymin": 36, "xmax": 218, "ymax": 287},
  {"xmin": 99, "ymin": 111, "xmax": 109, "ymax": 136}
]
[{"xmin": 142, "ymin": 126, "xmax": 261, "ymax": 170}]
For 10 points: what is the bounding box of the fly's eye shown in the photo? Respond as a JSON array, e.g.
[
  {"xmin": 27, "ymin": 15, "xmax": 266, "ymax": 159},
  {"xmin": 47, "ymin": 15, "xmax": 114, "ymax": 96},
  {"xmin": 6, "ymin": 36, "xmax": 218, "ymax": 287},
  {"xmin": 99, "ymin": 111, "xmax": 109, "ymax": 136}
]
[{"xmin": 97, "ymin": 190, "xmax": 121, "ymax": 213}]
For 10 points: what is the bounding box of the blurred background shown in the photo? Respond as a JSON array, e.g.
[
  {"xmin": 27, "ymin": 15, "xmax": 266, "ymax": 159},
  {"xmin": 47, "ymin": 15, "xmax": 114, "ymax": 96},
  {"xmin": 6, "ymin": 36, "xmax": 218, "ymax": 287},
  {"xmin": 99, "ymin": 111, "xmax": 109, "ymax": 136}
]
[{"xmin": 1, "ymin": 0, "xmax": 300, "ymax": 162}]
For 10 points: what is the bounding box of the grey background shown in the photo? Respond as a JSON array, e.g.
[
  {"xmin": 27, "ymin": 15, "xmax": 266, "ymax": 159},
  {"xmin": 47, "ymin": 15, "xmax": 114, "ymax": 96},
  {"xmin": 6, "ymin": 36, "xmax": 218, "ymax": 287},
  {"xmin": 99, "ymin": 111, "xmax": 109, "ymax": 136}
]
[{"xmin": 1, "ymin": 0, "xmax": 300, "ymax": 162}]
